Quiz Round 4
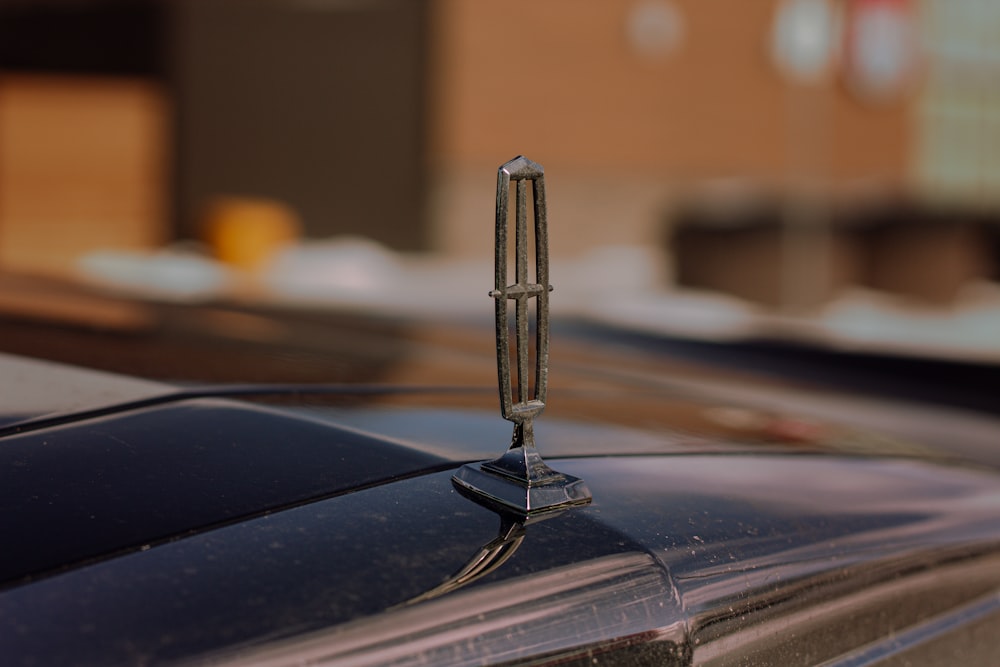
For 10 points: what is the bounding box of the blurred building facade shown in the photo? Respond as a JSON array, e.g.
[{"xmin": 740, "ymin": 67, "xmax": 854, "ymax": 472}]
[
  {"xmin": 0, "ymin": 0, "xmax": 429, "ymax": 276},
  {"xmin": 428, "ymin": 0, "xmax": 1000, "ymax": 307},
  {"xmin": 0, "ymin": 0, "xmax": 997, "ymax": 307},
  {"xmin": 428, "ymin": 0, "xmax": 911, "ymax": 253}
]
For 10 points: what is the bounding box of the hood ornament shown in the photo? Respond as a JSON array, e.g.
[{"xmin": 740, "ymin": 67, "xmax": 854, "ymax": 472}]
[{"xmin": 452, "ymin": 156, "xmax": 592, "ymax": 516}]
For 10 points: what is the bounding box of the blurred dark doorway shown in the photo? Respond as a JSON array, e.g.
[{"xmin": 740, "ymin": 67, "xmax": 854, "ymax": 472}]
[
  {"xmin": 170, "ymin": 0, "xmax": 430, "ymax": 249},
  {"xmin": 0, "ymin": 0, "xmax": 431, "ymax": 253}
]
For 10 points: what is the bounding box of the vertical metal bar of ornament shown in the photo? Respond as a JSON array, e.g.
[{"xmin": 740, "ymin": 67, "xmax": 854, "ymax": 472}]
[
  {"xmin": 515, "ymin": 179, "xmax": 529, "ymax": 407},
  {"xmin": 532, "ymin": 175, "xmax": 549, "ymax": 406},
  {"xmin": 495, "ymin": 168, "xmax": 513, "ymax": 420}
]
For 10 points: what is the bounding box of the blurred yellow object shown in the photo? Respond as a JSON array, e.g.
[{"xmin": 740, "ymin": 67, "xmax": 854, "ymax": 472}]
[{"xmin": 201, "ymin": 197, "xmax": 302, "ymax": 270}]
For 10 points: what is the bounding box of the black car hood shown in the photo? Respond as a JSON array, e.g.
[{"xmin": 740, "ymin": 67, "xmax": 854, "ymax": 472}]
[
  {"xmin": 1, "ymin": 351, "xmax": 998, "ymax": 591},
  {"xmin": 3, "ymin": 354, "xmax": 1000, "ymax": 665},
  {"xmin": 4, "ymin": 456, "xmax": 1000, "ymax": 666},
  {"xmin": 0, "ymin": 396, "xmax": 451, "ymax": 587}
]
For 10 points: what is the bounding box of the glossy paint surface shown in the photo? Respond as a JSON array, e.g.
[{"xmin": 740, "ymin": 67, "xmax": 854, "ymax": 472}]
[
  {"xmin": 0, "ymin": 399, "xmax": 445, "ymax": 585},
  {"xmin": 3, "ymin": 454, "xmax": 999, "ymax": 665},
  {"xmin": 0, "ymin": 388, "xmax": 985, "ymax": 593}
]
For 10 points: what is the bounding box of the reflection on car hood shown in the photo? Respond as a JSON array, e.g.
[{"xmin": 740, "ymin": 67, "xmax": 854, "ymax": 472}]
[{"xmin": 0, "ymin": 352, "xmax": 172, "ymax": 430}]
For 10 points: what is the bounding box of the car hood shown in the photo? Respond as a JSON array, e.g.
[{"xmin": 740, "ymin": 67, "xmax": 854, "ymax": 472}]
[
  {"xmin": 1, "ymin": 350, "xmax": 998, "ymax": 589},
  {"xmin": 4, "ymin": 453, "xmax": 1000, "ymax": 666},
  {"xmin": 2, "ymin": 353, "xmax": 1000, "ymax": 665}
]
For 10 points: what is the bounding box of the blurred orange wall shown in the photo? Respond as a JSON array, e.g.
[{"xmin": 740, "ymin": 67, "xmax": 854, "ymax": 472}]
[
  {"xmin": 430, "ymin": 0, "xmax": 908, "ymax": 181},
  {"xmin": 0, "ymin": 75, "xmax": 168, "ymax": 275},
  {"xmin": 427, "ymin": 0, "xmax": 911, "ymax": 259}
]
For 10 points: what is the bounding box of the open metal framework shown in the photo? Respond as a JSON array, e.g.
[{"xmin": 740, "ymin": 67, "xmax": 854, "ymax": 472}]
[{"xmin": 452, "ymin": 156, "xmax": 592, "ymax": 516}]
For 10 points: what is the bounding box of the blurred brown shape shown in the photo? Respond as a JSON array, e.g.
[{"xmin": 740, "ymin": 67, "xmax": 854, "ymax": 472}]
[
  {"xmin": 670, "ymin": 198, "xmax": 863, "ymax": 308},
  {"xmin": 865, "ymin": 219, "xmax": 993, "ymax": 305}
]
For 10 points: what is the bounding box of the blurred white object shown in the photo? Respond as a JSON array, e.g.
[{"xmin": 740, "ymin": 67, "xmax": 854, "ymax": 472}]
[
  {"xmin": 563, "ymin": 244, "xmax": 757, "ymax": 340},
  {"xmin": 78, "ymin": 247, "xmax": 231, "ymax": 301},
  {"xmin": 264, "ymin": 237, "xmax": 402, "ymax": 304},
  {"xmin": 585, "ymin": 289, "xmax": 760, "ymax": 341},
  {"xmin": 821, "ymin": 285, "xmax": 1000, "ymax": 361},
  {"xmin": 263, "ymin": 239, "xmax": 671, "ymax": 319},
  {"xmin": 842, "ymin": 0, "xmax": 918, "ymax": 102},
  {"xmin": 626, "ymin": 0, "xmax": 685, "ymax": 60},
  {"xmin": 771, "ymin": 0, "xmax": 841, "ymax": 84},
  {"xmin": 554, "ymin": 244, "xmax": 668, "ymax": 312},
  {"xmin": 263, "ymin": 236, "xmax": 489, "ymax": 317}
]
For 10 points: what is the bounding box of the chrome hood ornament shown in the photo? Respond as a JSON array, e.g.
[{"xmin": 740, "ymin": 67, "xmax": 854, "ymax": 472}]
[{"xmin": 452, "ymin": 156, "xmax": 592, "ymax": 516}]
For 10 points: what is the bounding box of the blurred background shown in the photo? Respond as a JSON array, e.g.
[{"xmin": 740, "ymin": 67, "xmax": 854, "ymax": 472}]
[{"xmin": 0, "ymin": 0, "xmax": 999, "ymax": 371}]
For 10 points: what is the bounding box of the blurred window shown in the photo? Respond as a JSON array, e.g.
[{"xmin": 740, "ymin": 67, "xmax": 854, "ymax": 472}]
[{"xmin": 916, "ymin": 0, "xmax": 1000, "ymax": 206}]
